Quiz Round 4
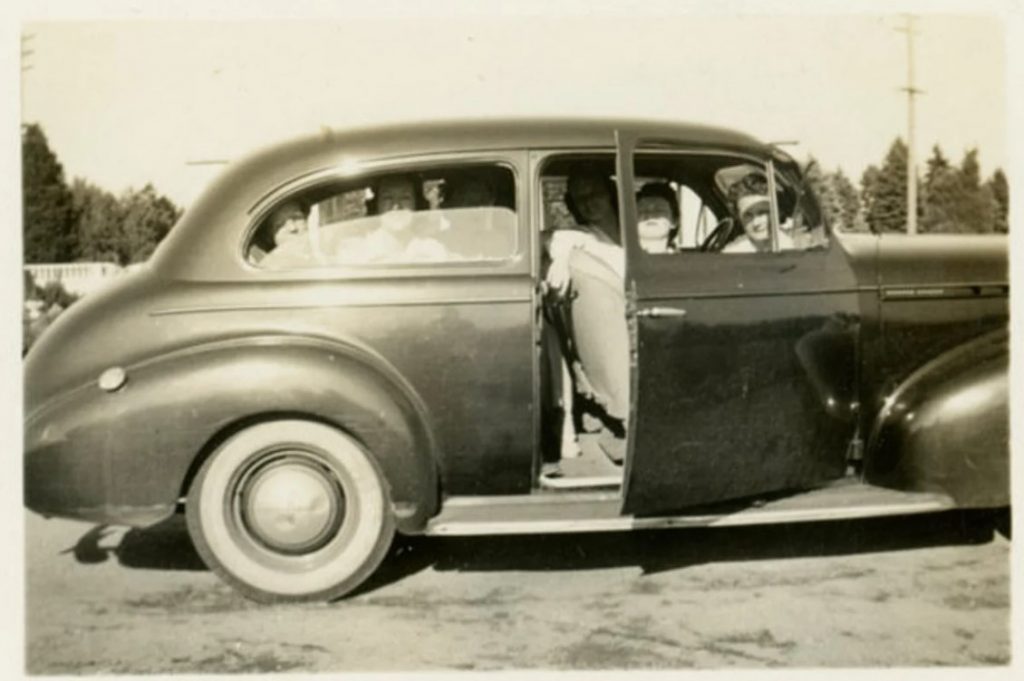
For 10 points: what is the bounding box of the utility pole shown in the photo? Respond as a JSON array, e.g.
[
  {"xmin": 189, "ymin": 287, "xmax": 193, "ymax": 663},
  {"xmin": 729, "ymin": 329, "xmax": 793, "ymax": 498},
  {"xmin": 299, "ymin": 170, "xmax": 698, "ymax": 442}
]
[
  {"xmin": 21, "ymin": 33, "xmax": 35, "ymax": 72},
  {"xmin": 897, "ymin": 15, "xmax": 923, "ymax": 235}
]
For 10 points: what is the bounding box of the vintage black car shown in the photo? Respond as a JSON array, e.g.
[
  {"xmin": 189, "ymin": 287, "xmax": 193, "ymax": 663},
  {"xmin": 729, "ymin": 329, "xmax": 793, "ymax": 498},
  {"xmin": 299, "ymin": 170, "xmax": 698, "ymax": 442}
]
[{"xmin": 24, "ymin": 119, "xmax": 1009, "ymax": 603}]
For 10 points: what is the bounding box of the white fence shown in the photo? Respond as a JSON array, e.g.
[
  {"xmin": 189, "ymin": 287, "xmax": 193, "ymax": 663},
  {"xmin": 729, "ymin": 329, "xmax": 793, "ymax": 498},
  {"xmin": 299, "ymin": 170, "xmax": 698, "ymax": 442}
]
[{"xmin": 25, "ymin": 262, "xmax": 130, "ymax": 297}]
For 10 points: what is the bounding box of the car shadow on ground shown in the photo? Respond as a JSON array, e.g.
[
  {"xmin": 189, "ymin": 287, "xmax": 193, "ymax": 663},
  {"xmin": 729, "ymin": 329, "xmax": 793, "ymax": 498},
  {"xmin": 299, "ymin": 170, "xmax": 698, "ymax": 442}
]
[
  {"xmin": 356, "ymin": 510, "xmax": 1001, "ymax": 594},
  {"xmin": 69, "ymin": 517, "xmax": 206, "ymax": 571},
  {"xmin": 68, "ymin": 509, "xmax": 1003, "ymax": 596}
]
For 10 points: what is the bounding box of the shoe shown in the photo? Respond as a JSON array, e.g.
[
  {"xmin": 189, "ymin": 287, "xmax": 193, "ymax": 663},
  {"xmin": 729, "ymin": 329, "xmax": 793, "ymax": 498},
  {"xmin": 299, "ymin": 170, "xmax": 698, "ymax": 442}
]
[
  {"xmin": 541, "ymin": 462, "xmax": 562, "ymax": 478},
  {"xmin": 598, "ymin": 431, "xmax": 626, "ymax": 465}
]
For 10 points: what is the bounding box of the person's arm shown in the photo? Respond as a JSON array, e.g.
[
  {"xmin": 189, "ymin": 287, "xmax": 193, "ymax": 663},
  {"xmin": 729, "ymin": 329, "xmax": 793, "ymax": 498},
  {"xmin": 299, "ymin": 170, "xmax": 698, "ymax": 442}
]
[{"xmin": 545, "ymin": 230, "xmax": 594, "ymax": 295}]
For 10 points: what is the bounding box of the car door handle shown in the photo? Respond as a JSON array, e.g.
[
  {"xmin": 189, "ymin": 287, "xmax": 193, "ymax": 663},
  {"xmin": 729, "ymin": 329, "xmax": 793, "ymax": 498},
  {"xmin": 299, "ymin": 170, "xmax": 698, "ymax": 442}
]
[{"xmin": 636, "ymin": 306, "xmax": 687, "ymax": 318}]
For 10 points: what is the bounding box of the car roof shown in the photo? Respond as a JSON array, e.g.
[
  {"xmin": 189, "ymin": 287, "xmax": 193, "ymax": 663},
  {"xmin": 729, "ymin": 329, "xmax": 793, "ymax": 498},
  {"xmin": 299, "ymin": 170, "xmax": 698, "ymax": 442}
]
[
  {"xmin": 258, "ymin": 117, "xmax": 766, "ymax": 161},
  {"xmin": 221, "ymin": 118, "xmax": 771, "ymax": 205},
  {"xmin": 151, "ymin": 117, "xmax": 771, "ymax": 279}
]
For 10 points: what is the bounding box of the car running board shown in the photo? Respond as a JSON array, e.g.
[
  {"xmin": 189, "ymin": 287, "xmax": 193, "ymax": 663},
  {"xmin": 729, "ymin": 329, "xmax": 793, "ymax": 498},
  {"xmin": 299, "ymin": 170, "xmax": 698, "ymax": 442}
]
[
  {"xmin": 424, "ymin": 481, "xmax": 957, "ymax": 536},
  {"xmin": 538, "ymin": 471, "xmax": 621, "ymax": 490},
  {"xmin": 537, "ymin": 431, "xmax": 625, "ymax": 490}
]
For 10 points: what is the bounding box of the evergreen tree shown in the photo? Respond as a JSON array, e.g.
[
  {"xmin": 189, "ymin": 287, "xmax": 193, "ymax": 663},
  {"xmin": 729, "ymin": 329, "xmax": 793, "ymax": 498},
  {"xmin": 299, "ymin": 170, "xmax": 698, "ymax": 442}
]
[
  {"xmin": 921, "ymin": 145, "xmax": 958, "ymax": 233},
  {"xmin": 947, "ymin": 149, "xmax": 995, "ymax": 234},
  {"xmin": 71, "ymin": 179, "xmax": 124, "ymax": 264},
  {"xmin": 863, "ymin": 138, "xmax": 918, "ymax": 233},
  {"xmin": 960, "ymin": 148, "xmax": 981, "ymax": 188},
  {"xmin": 859, "ymin": 164, "xmax": 881, "ymax": 232},
  {"xmin": 22, "ymin": 124, "xmax": 77, "ymax": 262},
  {"xmin": 830, "ymin": 169, "xmax": 865, "ymax": 232},
  {"xmin": 119, "ymin": 184, "xmax": 182, "ymax": 263},
  {"xmin": 924, "ymin": 144, "xmax": 949, "ymax": 186},
  {"xmin": 797, "ymin": 158, "xmax": 866, "ymax": 233},
  {"xmin": 987, "ymin": 169, "xmax": 1009, "ymax": 233},
  {"xmin": 920, "ymin": 147, "xmax": 998, "ymax": 234}
]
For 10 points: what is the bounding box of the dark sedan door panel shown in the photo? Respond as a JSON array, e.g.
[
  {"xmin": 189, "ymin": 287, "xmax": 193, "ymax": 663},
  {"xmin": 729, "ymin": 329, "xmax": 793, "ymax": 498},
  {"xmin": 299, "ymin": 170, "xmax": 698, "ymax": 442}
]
[
  {"xmin": 615, "ymin": 132, "xmax": 860, "ymax": 515},
  {"xmin": 625, "ymin": 278, "xmax": 859, "ymax": 514}
]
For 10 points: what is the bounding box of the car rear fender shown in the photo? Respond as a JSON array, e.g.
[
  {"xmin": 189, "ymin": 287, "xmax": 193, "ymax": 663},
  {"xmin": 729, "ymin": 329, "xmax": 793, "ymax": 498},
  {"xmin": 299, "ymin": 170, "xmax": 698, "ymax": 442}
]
[
  {"xmin": 864, "ymin": 329, "xmax": 1008, "ymax": 507},
  {"xmin": 25, "ymin": 334, "xmax": 440, "ymax": 533}
]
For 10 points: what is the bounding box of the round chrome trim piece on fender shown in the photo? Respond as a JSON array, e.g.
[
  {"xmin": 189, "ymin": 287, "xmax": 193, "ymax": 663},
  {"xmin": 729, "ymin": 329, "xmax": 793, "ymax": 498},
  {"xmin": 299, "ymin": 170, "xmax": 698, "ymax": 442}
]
[{"xmin": 98, "ymin": 367, "xmax": 127, "ymax": 392}]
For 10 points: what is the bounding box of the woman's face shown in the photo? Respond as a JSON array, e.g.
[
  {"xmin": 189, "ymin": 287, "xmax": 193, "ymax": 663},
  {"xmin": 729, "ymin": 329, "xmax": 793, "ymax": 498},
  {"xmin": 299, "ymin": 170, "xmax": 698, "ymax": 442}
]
[
  {"xmin": 741, "ymin": 203, "xmax": 771, "ymax": 243},
  {"xmin": 377, "ymin": 177, "xmax": 417, "ymax": 231},
  {"xmin": 569, "ymin": 175, "xmax": 616, "ymax": 225},
  {"xmin": 638, "ymin": 195, "xmax": 674, "ymax": 224},
  {"xmin": 638, "ymin": 195, "xmax": 675, "ymax": 252},
  {"xmin": 377, "ymin": 178, "xmax": 417, "ymax": 213},
  {"xmin": 271, "ymin": 203, "xmax": 308, "ymax": 246}
]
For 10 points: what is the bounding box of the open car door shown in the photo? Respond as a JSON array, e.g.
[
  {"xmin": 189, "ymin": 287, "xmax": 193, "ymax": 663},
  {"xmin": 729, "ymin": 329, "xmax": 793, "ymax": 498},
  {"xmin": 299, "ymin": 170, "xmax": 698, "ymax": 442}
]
[{"xmin": 615, "ymin": 129, "xmax": 861, "ymax": 516}]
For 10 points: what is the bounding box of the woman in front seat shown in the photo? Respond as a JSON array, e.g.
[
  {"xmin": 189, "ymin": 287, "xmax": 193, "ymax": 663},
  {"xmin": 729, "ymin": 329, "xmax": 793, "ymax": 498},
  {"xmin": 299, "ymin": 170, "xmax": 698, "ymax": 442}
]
[
  {"xmin": 723, "ymin": 193, "xmax": 794, "ymax": 253},
  {"xmin": 636, "ymin": 182, "xmax": 679, "ymax": 254}
]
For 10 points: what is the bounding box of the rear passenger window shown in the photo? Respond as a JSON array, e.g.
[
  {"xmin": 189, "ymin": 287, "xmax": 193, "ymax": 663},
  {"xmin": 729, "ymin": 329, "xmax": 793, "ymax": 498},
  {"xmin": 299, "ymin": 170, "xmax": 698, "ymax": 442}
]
[{"xmin": 247, "ymin": 164, "xmax": 517, "ymax": 268}]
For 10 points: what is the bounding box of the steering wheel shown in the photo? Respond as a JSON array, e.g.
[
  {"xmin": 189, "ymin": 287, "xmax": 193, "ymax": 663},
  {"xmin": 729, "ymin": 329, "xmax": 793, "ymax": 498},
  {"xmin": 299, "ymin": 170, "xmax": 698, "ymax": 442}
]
[{"xmin": 699, "ymin": 217, "xmax": 735, "ymax": 252}]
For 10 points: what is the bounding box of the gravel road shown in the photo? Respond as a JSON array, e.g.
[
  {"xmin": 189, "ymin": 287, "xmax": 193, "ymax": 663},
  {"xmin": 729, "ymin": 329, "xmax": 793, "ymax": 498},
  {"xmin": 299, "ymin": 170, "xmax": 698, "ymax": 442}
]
[{"xmin": 25, "ymin": 509, "xmax": 1010, "ymax": 673}]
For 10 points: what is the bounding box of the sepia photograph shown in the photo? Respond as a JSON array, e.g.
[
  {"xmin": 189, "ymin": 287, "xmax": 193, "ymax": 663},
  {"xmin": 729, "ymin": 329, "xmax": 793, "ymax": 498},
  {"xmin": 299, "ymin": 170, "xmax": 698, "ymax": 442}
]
[{"xmin": 7, "ymin": 0, "xmax": 1020, "ymax": 675}]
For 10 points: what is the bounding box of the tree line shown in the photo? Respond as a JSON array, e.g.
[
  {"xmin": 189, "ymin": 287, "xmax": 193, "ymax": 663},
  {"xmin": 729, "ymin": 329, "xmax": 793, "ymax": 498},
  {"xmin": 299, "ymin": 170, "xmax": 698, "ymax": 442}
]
[
  {"xmin": 806, "ymin": 138, "xmax": 1008, "ymax": 234},
  {"xmin": 22, "ymin": 123, "xmax": 183, "ymax": 265}
]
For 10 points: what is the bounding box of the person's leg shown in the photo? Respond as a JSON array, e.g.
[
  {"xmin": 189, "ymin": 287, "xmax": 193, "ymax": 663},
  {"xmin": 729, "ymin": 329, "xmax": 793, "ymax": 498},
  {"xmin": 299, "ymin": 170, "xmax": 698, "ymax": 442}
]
[
  {"xmin": 560, "ymin": 358, "xmax": 581, "ymax": 459},
  {"xmin": 540, "ymin": 312, "xmax": 579, "ymax": 475}
]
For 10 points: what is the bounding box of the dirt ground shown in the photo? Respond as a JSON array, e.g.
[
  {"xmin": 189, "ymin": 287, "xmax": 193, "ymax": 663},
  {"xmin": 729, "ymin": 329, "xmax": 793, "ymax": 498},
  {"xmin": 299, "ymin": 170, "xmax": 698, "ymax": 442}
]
[{"xmin": 24, "ymin": 509, "xmax": 1010, "ymax": 673}]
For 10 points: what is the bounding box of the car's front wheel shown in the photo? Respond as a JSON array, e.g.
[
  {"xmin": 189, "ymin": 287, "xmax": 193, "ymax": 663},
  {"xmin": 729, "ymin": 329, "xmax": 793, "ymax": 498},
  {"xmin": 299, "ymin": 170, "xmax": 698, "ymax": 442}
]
[{"xmin": 186, "ymin": 419, "xmax": 394, "ymax": 603}]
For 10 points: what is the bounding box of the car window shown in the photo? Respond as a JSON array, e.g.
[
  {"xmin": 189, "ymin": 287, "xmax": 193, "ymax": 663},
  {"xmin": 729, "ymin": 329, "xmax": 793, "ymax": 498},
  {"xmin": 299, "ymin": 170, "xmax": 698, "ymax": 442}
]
[
  {"xmin": 247, "ymin": 164, "xmax": 517, "ymax": 268},
  {"xmin": 716, "ymin": 162, "xmax": 828, "ymax": 253},
  {"xmin": 630, "ymin": 153, "xmax": 734, "ymax": 254},
  {"xmin": 774, "ymin": 163, "xmax": 829, "ymax": 252},
  {"xmin": 539, "ymin": 154, "xmax": 618, "ymax": 235},
  {"xmin": 675, "ymin": 184, "xmax": 713, "ymax": 250},
  {"xmin": 630, "ymin": 178, "xmax": 719, "ymax": 253},
  {"xmin": 631, "ymin": 152, "xmax": 828, "ymax": 255}
]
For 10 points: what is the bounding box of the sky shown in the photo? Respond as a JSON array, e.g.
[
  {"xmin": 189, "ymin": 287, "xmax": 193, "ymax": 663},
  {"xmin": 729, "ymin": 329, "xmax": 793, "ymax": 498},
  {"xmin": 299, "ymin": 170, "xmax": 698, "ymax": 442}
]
[{"xmin": 17, "ymin": 8, "xmax": 1010, "ymax": 208}]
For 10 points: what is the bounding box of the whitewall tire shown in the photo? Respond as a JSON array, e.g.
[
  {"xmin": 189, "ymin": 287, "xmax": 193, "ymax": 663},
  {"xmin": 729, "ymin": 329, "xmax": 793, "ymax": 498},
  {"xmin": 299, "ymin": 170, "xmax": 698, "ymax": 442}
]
[{"xmin": 185, "ymin": 419, "xmax": 395, "ymax": 603}]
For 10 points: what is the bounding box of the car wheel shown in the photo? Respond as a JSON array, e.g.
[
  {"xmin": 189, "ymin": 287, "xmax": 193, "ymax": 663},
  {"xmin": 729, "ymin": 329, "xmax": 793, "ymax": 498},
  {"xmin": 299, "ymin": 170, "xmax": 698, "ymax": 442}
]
[{"xmin": 186, "ymin": 419, "xmax": 395, "ymax": 603}]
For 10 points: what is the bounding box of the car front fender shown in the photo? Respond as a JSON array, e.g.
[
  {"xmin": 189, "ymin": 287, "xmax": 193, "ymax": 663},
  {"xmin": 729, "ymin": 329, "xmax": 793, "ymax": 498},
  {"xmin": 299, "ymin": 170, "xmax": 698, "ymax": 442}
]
[
  {"xmin": 865, "ymin": 329, "xmax": 1008, "ymax": 507},
  {"xmin": 24, "ymin": 333, "xmax": 440, "ymax": 533}
]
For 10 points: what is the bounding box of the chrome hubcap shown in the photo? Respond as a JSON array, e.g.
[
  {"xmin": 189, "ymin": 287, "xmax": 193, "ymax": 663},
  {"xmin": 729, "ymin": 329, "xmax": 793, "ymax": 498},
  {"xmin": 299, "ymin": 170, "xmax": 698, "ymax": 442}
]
[{"xmin": 239, "ymin": 455, "xmax": 344, "ymax": 554}]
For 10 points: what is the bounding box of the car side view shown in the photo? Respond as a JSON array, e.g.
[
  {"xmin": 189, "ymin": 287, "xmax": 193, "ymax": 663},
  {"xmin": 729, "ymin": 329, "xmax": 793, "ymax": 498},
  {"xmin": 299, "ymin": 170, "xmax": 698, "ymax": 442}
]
[{"xmin": 24, "ymin": 119, "xmax": 1009, "ymax": 603}]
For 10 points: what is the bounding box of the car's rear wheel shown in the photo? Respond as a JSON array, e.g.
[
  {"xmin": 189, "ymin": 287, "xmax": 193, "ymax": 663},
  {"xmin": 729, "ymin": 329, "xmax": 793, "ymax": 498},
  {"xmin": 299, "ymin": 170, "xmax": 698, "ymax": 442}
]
[{"xmin": 185, "ymin": 419, "xmax": 394, "ymax": 603}]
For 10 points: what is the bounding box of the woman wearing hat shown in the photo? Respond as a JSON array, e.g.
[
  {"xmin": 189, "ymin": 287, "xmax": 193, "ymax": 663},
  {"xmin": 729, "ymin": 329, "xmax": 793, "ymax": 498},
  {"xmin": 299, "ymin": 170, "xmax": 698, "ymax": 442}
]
[{"xmin": 724, "ymin": 193, "xmax": 794, "ymax": 253}]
